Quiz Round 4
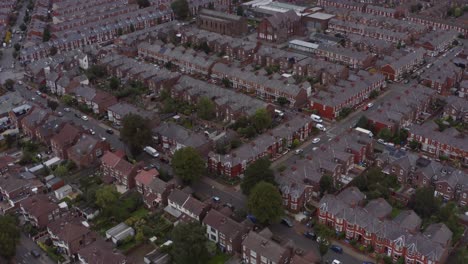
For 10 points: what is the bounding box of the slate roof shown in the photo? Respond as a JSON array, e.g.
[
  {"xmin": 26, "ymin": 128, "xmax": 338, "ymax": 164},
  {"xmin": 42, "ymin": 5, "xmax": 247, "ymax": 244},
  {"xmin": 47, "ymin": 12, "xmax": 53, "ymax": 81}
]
[
  {"xmin": 203, "ymin": 209, "xmax": 243, "ymax": 240},
  {"xmin": 242, "ymin": 229, "xmax": 289, "ymax": 263}
]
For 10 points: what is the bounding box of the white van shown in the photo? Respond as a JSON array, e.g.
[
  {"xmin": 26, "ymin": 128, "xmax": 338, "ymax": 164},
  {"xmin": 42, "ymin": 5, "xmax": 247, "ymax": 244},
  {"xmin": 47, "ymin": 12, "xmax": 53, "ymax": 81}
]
[
  {"xmin": 315, "ymin": 123, "xmax": 326, "ymax": 131},
  {"xmin": 144, "ymin": 146, "xmax": 159, "ymax": 158},
  {"xmin": 274, "ymin": 109, "xmax": 284, "ymax": 117},
  {"xmin": 310, "ymin": 114, "xmax": 323, "ymax": 123}
]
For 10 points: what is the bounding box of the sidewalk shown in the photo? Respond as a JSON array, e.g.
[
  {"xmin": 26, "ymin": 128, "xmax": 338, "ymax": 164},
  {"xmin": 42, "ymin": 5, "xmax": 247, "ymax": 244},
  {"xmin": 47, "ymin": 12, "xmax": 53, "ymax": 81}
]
[{"xmin": 330, "ymin": 238, "xmax": 376, "ymax": 263}]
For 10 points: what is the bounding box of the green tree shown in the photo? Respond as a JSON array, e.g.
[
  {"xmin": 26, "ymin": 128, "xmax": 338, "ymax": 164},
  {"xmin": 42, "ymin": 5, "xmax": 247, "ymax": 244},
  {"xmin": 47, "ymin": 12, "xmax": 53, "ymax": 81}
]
[
  {"xmin": 0, "ymin": 215, "xmax": 20, "ymax": 259},
  {"xmin": 251, "ymin": 108, "xmax": 272, "ymax": 132},
  {"xmin": 109, "ymin": 77, "xmax": 120, "ymax": 90},
  {"xmin": 356, "ymin": 115, "xmax": 369, "ymax": 129},
  {"xmin": 319, "ymin": 241, "xmax": 328, "ymax": 256},
  {"xmin": 247, "ymin": 182, "xmax": 283, "ymax": 225},
  {"xmin": 410, "ymin": 187, "xmax": 440, "ymax": 219},
  {"xmin": 171, "ymin": 0, "xmax": 190, "ymax": 20},
  {"xmin": 53, "ymin": 164, "xmax": 68, "ymax": 177},
  {"xmin": 409, "ymin": 140, "xmax": 421, "ymax": 150},
  {"xmin": 137, "ymin": 0, "xmax": 150, "ymax": 8},
  {"xmin": 378, "ymin": 128, "xmax": 393, "ymax": 141},
  {"xmin": 4, "ymin": 79, "xmax": 15, "ymax": 91},
  {"xmin": 172, "ymin": 147, "xmax": 205, "ymax": 184},
  {"xmin": 95, "ymin": 185, "xmax": 120, "ymax": 211},
  {"xmin": 276, "ymin": 97, "xmax": 290, "ymax": 106},
  {"xmin": 454, "ymin": 7, "xmax": 462, "ymax": 17},
  {"xmin": 319, "ymin": 175, "xmax": 334, "ymax": 195},
  {"xmin": 236, "ymin": 6, "xmax": 244, "ymax": 16},
  {"xmin": 369, "ymin": 90, "xmax": 379, "ymax": 99},
  {"xmin": 196, "ymin": 97, "xmax": 216, "ymax": 120},
  {"xmin": 314, "ymin": 224, "xmax": 335, "ymax": 240},
  {"xmin": 47, "ymin": 100, "xmax": 59, "ymax": 111},
  {"xmin": 241, "ymin": 158, "xmax": 276, "ymax": 195},
  {"xmin": 120, "ymin": 113, "xmax": 153, "ymax": 155},
  {"xmin": 42, "ymin": 26, "xmax": 51, "ymax": 42},
  {"xmin": 61, "ymin": 94, "xmax": 75, "ymax": 106},
  {"xmin": 170, "ymin": 222, "xmax": 209, "ymax": 264}
]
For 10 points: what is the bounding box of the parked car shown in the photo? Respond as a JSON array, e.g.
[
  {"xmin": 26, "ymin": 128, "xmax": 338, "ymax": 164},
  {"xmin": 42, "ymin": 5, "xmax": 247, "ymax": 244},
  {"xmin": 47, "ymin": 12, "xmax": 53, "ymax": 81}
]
[
  {"xmin": 212, "ymin": 196, "xmax": 220, "ymax": 202},
  {"xmin": 57, "ymin": 112, "xmax": 63, "ymax": 117},
  {"xmin": 75, "ymin": 113, "xmax": 81, "ymax": 118},
  {"xmin": 330, "ymin": 245, "xmax": 343, "ymax": 253},
  {"xmin": 367, "ymin": 102, "xmax": 374, "ymax": 108},
  {"xmin": 106, "ymin": 128, "xmax": 114, "ymax": 134},
  {"xmin": 294, "ymin": 149, "xmax": 303, "ymax": 155},
  {"xmin": 89, "ymin": 129, "xmax": 95, "ymax": 135},
  {"xmin": 35, "ymin": 91, "xmax": 41, "ymax": 96},
  {"xmin": 81, "ymin": 115, "xmax": 89, "ymax": 121},
  {"xmin": 31, "ymin": 249, "xmax": 41, "ymax": 258},
  {"xmin": 304, "ymin": 231, "xmax": 316, "ymax": 240},
  {"xmin": 377, "ymin": 139, "xmax": 385, "ymax": 145},
  {"xmin": 312, "ymin": 138, "xmax": 321, "ymax": 144},
  {"xmin": 332, "ymin": 260, "xmax": 341, "ymax": 264},
  {"xmin": 64, "ymin": 107, "xmax": 71, "ymax": 112},
  {"xmin": 281, "ymin": 217, "xmax": 293, "ymax": 227}
]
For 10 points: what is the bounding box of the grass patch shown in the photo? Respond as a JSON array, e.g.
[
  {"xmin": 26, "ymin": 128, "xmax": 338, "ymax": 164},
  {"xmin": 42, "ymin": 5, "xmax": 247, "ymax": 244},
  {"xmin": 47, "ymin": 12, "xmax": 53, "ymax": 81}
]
[
  {"xmin": 391, "ymin": 207, "xmax": 401, "ymax": 219},
  {"xmin": 130, "ymin": 208, "xmax": 149, "ymax": 219},
  {"xmin": 208, "ymin": 253, "xmax": 230, "ymax": 264}
]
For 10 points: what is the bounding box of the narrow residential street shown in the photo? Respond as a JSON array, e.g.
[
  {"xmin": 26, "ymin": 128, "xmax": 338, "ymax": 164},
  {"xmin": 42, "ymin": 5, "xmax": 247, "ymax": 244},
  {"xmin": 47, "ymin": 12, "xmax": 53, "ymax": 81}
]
[{"xmin": 15, "ymin": 233, "xmax": 55, "ymax": 264}]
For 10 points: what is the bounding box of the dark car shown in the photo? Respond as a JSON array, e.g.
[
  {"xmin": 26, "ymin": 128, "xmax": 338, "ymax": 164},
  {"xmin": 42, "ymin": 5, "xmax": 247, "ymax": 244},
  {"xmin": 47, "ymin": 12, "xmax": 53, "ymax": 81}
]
[
  {"xmin": 362, "ymin": 262, "xmax": 375, "ymax": 264},
  {"xmin": 304, "ymin": 231, "xmax": 316, "ymax": 240},
  {"xmin": 330, "ymin": 245, "xmax": 343, "ymax": 254},
  {"xmin": 106, "ymin": 129, "xmax": 114, "ymax": 134},
  {"xmin": 281, "ymin": 217, "xmax": 293, "ymax": 227},
  {"xmin": 74, "ymin": 113, "xmax": 81, "ymax": 118},
  {"xmin": 31, "ymin": 249, "xmax": 41, "ymax": 258}
]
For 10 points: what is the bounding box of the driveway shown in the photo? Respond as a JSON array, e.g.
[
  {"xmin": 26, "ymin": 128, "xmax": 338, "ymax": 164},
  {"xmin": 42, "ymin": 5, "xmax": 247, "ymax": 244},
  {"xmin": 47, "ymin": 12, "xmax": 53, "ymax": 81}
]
[{"xmin": 15, "ymin": 233, "xmax": 55, "ymax": 264}]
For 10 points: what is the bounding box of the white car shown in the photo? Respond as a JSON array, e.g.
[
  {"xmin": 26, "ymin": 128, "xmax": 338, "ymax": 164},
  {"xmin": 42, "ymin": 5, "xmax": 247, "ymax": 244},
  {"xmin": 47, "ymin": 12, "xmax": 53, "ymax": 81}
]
[
  {"xmin": 377, "ymin": 139, "xmax": 385, "ymax": 145},
  {"xmin": 81, "ymin": 115, "xmax": 89, "ymax": 121},
  {"xmin": 36, "ymin": 91, "xmax": 41, "ymax": 96},
  {"xmin": 294, "ymin": 149, "xmax": 303, "ymax": 155},
  {"xmin": 312, "ymin": 138, "xmax": 320, "ymax": 144},
  {"xmin": 332, "ymin": 260, "xmax": 341, "ymax": 264},
  {"xmin": 63, "ymin": 107, "xmax": 71, "ymax": 112},
  {"xmin": 367, "ymin": 102, "xmax": 374, "ymax": 108},
  {"xmin": 89, "ymin": 129, "xmax": 95, "ymax": 135}
]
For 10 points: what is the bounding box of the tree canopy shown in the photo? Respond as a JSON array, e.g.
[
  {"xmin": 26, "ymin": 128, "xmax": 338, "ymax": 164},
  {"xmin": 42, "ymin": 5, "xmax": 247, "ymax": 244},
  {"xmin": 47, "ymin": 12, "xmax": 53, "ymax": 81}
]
[
  {"xmin": 319, "ymin": 175, "xmax": 335, "ymax": 196},
  {"xmin": 4, "ymin": 79, "xmax": 15, "ymax": 91},
  {"xmin": 172, "ymin": 147, "xmax": 205, "ymax": 184},
  {"xmin": 95, "ymin": 185, "xmax": 120, "ymax": 213},
  {"xmin": 120, "ymin": 113, "xmax": 153, "ymax": 155},
  {"xmin": 170, "ymin": 222, "xmax": 209, "ymax": 264},
  {"xmin": 0, "ymin": 215, "xmax": 20, "ymax": 259},
  {"xmin": 47, "ymin": 100, "xmax": 59, "ymax": 111},
  {"xmin": 409, "ymin": 186, "xmax": 440, "ymax": 219},
  {"xmin": 171, "ymin": 0, "xmax": 189, "ymax": 20},
  {"xmin": 197, "ymin": 97, "xmax": 216, "ymax": 120},
  {"xmin": 252, "ymin": 108, "xmax": 272, "ymax": 132},
  {"xmin": 247, "ymin": 182, "xmax": 283, "ymax": 225},
  {"xmin": 241, "ymin": 158, "xmax": 276, "ymax": 195},
  {"xmin": 137, "ymin": 0, "xmax": 150, "ymax": 8}
]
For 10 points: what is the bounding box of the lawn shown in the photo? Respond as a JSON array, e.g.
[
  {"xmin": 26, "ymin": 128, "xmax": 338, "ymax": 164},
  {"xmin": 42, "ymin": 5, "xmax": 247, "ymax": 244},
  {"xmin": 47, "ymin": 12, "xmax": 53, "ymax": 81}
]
[{"xmin": 208, "ymin": 253, "xmax": 230, "ymax": 264}]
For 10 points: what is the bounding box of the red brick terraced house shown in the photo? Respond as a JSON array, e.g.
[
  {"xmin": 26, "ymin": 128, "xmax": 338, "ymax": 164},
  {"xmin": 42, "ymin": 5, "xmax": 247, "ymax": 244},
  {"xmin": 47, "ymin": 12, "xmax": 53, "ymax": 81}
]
[
  {"xmin": 50, "ymin": 123, "xmax": 82, "ymax": 159},
  {"xmin": 202, "ymin": 209, "xmax": 248, "ymax": 253},
  {"xmin": 20, "ymin": 107, "xmax": 50, "ymax": 139},
  {"xmin": 242, "ymin": 228, "xmax": 293, "ymax": 264},
  {"xmin": 315, "ymin": 45, "xmax": 376, "ymax": 69},
  {"xmin": 309, "ymin": 71, "xmax": 385, "ymax": 120},
  {"xmin": 318, "ymin": 193, "xmax": 452, "ymax": 264},
  {"xmin": 0, "ymin": 172, "xmax": 44, "ymax": 214},
  {"xmin": 100, "ymin": 151, "xmax": 142, "ymax": 192},
  {"xmin": 135, "ymin": 168, "xmax": 174, "ymax": 209},
  {"xmin": 419, "ymin": 57, "xmax": 462, "ymax": 95},
  {"xmin": 208, "ymin": 115, "xmax": 314, "ymax": 178},
  {"xmin": 167, "ymin": 189, "xmax": 211, "ymax": 223},
  {"xmin": 47, "ymin": 215, "xmax": 97, "ymax": 257},
  {"xmin": 407, "ymin": 122, "xmax": 468, "ymax": 165},
  {"xmin": 434, "ymin": 169, "xmax": 468, "ymax": 205},
  {"xmin": 380, "ymin": 48, "xmax": 425, "ymax": 81},
  {"xmin": 20, "ymin": 194, "xmax": 67, "ymax": 229},
  {"xmin": 67, "ymin": 135, "xmax": 110, "ymax": 168}
]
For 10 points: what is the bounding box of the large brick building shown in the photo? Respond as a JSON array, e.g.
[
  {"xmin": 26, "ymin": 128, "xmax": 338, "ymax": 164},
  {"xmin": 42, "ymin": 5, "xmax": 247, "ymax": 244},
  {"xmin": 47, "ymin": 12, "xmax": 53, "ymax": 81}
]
[{"xmin": 197, "ymin": 9, "xmax": 248, "ymax": 36}]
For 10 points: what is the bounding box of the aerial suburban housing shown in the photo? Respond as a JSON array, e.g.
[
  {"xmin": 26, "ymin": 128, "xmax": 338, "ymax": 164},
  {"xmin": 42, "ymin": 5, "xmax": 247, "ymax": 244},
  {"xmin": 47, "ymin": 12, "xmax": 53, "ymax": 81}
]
[{"xmin": 0, "ymin": 0, "xmax": 466, "ymax": 264}]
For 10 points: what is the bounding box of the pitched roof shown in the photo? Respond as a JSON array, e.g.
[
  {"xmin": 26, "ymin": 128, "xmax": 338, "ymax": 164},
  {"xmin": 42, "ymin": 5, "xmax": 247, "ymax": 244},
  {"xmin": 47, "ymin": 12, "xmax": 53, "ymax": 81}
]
[
  {"xmin": 203, "ymin": 209, "xmax": 243, "ymax": 239},
  {"xmin": 394, "ymin": 210, "xmax": 422, "ymax": 232},
  {"xmin": 336, "ymin": 186, "xmax": 365, "ymax": 206},
  {"xmin": 168, "ymin": 189, "xmax": 190, "ymax": 206},
  {"xmin": 242, "ymin": 229, "xmax": 289, "ymax": 263},
  {"xmin": 51, "ymin": 123, "xmax": 81, "ymax": 146},
  {"xmin": 423, "ymin": 223, "xmax": 452, "ymax": 246},
  {"xmin": 48, "ymin": 216, "xmax": 91, "ymax": 243},
  {"xmin": 135, "ymin": 169, "xmax": 159, "ymax": 186},
  {"xmin": 364, "ymin": 198, "xmax": 392, "ymax": 219},
  {"xmin": 20, "ymin": 194, "xmax": 59, "ymax": 219},
  {"xmin": 77, "ymin": 237, "xmax": 127, "ymax": 264}
]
